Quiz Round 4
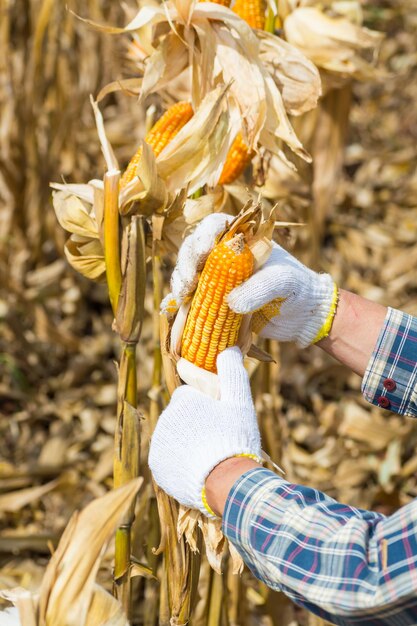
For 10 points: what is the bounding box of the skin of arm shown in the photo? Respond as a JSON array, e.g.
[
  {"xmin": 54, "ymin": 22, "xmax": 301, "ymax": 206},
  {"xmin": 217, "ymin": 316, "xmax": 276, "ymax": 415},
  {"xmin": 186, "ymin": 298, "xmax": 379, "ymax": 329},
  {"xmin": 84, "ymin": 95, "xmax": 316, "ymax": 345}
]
[
  {"xmin": 206, "ymin": 457, "xmax": 259, "ymax": 516},
  {"xmin": 317, "ymin": 288, "xmax": 387, "ymax": 376}
]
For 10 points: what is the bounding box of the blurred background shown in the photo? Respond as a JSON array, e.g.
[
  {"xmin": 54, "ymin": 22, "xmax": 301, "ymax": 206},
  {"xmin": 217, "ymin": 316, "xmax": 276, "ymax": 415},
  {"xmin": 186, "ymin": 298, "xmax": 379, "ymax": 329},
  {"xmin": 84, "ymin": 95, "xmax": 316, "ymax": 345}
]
[{"xmin": 1, "ymin": 1, "xmax": 417, "ymax": 624}]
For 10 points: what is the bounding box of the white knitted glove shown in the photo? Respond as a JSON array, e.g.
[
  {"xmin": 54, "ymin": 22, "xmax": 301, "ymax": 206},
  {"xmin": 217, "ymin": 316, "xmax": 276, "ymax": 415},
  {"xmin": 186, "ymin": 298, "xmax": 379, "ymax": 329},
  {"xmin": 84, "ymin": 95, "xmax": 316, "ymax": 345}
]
[
  {"xmin": 0, "ymin": 608, "xmax": 21, "ymax": 626},
  {"xmin": 148, "ymin": 347, "xmax": 262, "ymax": 517},
  {"xmin": 161, "ymin": 212, "xmax": 231, "ymax": 314},
  {"xmin": 228, "ymin": 243, "xmax": 338, "ymax": 347}
]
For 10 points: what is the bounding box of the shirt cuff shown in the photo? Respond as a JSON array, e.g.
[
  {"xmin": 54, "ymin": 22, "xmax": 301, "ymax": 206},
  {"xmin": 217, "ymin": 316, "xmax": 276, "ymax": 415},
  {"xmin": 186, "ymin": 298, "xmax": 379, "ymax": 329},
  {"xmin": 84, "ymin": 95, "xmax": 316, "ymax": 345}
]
[{"xmin": 361, "ymin": 307, "xmax": 417, "ymax": 417}]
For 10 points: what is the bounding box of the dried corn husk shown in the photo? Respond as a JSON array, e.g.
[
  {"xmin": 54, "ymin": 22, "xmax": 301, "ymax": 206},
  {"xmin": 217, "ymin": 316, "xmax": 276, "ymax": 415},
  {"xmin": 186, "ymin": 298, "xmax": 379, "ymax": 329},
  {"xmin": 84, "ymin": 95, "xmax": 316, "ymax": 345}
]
[
  {"xmin": 283, "ymin": 6, "xmax": 383, "ymax": 90},
  {"xmin": 81, "ymin": 0, "xmax": 313, "ymax": 163},
  {"xmin": 257, "ymin": 30, "xmax": 322, "ymax": 116}
]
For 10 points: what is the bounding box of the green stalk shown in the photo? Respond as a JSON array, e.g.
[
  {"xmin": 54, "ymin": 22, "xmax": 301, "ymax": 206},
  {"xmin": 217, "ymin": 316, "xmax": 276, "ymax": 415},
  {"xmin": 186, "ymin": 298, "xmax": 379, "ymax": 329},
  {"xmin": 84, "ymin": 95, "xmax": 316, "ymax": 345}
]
[
  {"xmin": 113, "ymin": 343, "xmax": 140, "ymax": 617},
  {"xmin": 112, "ymin": 217, "xmax": 146, "ymax": 618},
  {"xmin": 265, "ymin": 7, "xmax": 275, "ymax": 33},
  {"xmin": 104, "ymin": 170, "xmax": 122, "ymax": 316},
  {"xmin": 124, "ymin": 343, "xmax": 137, "ymax": 407}
]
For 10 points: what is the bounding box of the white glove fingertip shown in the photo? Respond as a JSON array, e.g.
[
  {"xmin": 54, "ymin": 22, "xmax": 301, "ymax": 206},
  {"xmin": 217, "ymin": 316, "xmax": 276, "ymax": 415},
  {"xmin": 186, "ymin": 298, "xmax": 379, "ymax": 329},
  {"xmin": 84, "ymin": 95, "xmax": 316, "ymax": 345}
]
[
  {"xmin": 171, "ymin": 214, "xmax": 230, "ymax": 303},
  {"xmin": 227, "ymin": 284, "xmax": 252, "ymax": 314},
  {"xmin": 216, "ymin": 347, "xmax": 252, "ymax": 405},
  {"xmin": 192, "ymin": 213, "xmax": 231, "ymax": 257},
  {"xmin": 228, "ymin": 271, "xmax": 284, "ymax": 314}
]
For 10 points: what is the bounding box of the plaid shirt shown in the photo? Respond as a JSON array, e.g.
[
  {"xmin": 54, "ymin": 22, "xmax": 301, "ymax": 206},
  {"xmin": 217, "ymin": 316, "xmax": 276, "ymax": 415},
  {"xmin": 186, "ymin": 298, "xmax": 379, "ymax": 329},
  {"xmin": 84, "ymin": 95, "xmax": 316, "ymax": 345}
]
[
  {"xmin": 362, "ymin": 308, "xmax": 417, "ymax": 416},
  {"xmin": 222, "ymin": 308, "xmax": 417, "ymax": 624}
]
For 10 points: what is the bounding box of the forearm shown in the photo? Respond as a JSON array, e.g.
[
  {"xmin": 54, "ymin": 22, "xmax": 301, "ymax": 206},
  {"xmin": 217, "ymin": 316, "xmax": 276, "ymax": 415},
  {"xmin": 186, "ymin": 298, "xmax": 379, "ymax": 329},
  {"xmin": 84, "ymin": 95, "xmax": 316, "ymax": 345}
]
[{"xmin": 317, "ymin": 289, "xmax": 387, "ymax": 376}]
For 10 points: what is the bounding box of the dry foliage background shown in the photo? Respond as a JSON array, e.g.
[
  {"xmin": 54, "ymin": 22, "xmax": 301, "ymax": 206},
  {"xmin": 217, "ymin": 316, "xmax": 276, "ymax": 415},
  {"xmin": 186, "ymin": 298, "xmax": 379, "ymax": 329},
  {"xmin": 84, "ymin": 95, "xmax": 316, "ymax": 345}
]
[{"xmin": 0, "ymin": 0, "xmax": 417, "ymax": 624}]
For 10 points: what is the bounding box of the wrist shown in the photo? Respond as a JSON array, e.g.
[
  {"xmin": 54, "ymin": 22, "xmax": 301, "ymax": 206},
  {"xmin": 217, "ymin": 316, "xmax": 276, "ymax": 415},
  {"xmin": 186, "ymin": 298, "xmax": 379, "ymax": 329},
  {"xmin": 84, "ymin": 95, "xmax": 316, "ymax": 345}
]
[
  {"xmin": 205, "ymin": 457, "xmax": 260, "ymax": 516},
  {"xmin": 317, "ymin": 289, "xmax": 387, "ymax": 376}
]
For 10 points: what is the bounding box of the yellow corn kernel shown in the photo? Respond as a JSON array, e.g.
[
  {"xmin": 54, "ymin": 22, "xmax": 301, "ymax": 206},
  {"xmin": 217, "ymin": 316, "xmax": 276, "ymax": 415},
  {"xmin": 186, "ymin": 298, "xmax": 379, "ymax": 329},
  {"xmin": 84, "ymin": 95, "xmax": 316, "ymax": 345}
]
[
  {"xmin": 145, "ymin": 101, "xmax": 193, "ymax": 157},
  {"xmin": 120, "ymin": 101, "xmax": 193, "ymax": 188},
  {"xmin": 218, "ymin": 133, "xmax": 255, "ymax": 185},
  {"xmin": 181, "ymin": 233, "xmax": 254, "ymax": 373},
  {"xmin": 233, "ymin": 0, "xmax": 266, "ymax": 29}
]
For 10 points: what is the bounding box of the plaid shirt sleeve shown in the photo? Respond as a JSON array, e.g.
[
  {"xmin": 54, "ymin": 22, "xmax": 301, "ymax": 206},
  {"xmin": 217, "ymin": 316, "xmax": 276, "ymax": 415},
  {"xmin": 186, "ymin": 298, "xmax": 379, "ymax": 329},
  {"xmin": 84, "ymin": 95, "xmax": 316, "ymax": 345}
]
[
  {"xmin": 362, "ymin": 307, "xmax": 417, "ymax": 417},
  {"xmin": 223, "ymin": 467, "xmax": 417, "ymax": 625}
]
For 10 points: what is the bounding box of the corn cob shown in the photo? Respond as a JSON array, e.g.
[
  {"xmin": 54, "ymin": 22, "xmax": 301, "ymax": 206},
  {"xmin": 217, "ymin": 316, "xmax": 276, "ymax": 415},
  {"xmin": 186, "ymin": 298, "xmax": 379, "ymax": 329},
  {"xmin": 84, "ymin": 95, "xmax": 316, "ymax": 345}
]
[
  {"xmin": 181, "ymin": 233, "xmax": 254, "ymax": 373},
  {"xmin": 232, "ymin": 0, "xmax": 266, "ymax": 29},
  {"xmin": 219, "ymin": 133, "xmax": 254, "ymax": 185},
  {"xmin": 120, "ymin": 101, "xmax": 194, "ymax": 188}
]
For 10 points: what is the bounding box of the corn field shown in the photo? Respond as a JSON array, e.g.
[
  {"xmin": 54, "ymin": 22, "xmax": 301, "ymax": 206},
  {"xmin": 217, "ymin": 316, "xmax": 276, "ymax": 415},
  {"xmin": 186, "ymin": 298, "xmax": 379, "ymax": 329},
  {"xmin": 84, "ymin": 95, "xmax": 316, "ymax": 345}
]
[{"xmin": 0, "ymin": 0, "xmax": 417, "ymax": 625}]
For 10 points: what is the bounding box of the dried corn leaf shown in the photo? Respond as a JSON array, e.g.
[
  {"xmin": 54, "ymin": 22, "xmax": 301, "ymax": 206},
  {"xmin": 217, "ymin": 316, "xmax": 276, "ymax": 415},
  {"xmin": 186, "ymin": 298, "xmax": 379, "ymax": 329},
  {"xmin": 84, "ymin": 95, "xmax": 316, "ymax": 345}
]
[
  {"xmin": 177, "ymin": 507, "xmax": 200, "ymax": 552},
  {"xmin": 210, "ymin": 23, "xmax": 266, "ymax": 148},
  {"xmin": 50, "ymin": 183, "xmax": 97, "ymax": 205},
  {"xmin": 38, "ymin": 479, "xmax": 142, "ymax": 626},
  {"xmin": 0, "ymin": 478, "xmax": 61, "ymax": 513},
  {"xmin": 85, "ymin": 585, "xmax": 129, "ymax": 626},
  {"xmin": 0, "ymin": 589, "xmax": 36, "ymax": 626},
  {"xmin": 284, "ymin": 8, "xmax": 383, "ymax": 79},
  {"xmin": 258, "ymin": 30, "xmax": 322, "ymax": 116},
  {"xmin": 90, "ymin": 97, "xmax": 119, "ymax": 172},
  {"xmin": 64, "ymin": 237, "xmax": 105, "ymax": 281},
  {"xmin": 198, "ymin": 517, "xmax": 226, "ymax": 574},
  {"xmin": 183, "ymin": 189, "xmax": 225, "ymax": 224},
  {"xmin": 141, "ymin": 33, "xmax": 189, "ymax": 100},
  {"xmin": 260, "ymin": 71, "xmax": 311, "ymax": 165},
  {"xmin": 52, "ymin": 191, "xmax": 99, "ymax": 239},
  {"xmin": 119, "ymin": 142, "xmax": 168, "ymax": 216}
]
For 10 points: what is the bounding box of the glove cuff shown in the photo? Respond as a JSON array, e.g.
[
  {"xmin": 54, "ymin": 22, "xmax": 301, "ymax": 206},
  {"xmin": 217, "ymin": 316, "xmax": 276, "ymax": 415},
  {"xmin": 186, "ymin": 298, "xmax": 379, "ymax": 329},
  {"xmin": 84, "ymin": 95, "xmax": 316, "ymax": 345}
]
[
  {"xmin": 192, "ymin": 443, "xmax": 262, "ymax": 517},
  {"xmin": 295, "ymin": 275, "xmax": 338, "ymax": 348},
  {"xmin": 201, "ymin": 453, "xmax": 263, "ymax": 518}
]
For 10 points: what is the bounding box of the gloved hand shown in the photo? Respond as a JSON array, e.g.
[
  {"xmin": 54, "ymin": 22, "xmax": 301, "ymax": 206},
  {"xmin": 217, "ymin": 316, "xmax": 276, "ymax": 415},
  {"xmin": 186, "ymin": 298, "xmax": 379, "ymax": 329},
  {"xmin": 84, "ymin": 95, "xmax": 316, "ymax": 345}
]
[
  {"xmin": 228, "ymin": 242, "xmax": 338, "ymax": 347},
  {"xmin": 162, "ymin": 212, "xmax": 338, "ymax": 348},
  {"xmin": 148, "ymin": 347, "xmax": 262, "ymax": 517}
]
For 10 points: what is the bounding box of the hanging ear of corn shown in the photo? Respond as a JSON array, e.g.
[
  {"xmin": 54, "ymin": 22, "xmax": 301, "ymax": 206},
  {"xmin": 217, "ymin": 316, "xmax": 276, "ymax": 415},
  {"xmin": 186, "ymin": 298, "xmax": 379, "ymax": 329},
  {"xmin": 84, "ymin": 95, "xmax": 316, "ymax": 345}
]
[
  {"xmin": 181, "ymin": 233, "xmax": 254, "ymax": 373},
  {"xmin": 233, "ymin": 0, "xmax": 266, "ymax": 30},
  {"xmin": 218, "ymin": 133, "xmax": 254, "ymax": 185},
  {"xmin": 120, "ymin": 101, "xmax": 194, "ymax": 188}
]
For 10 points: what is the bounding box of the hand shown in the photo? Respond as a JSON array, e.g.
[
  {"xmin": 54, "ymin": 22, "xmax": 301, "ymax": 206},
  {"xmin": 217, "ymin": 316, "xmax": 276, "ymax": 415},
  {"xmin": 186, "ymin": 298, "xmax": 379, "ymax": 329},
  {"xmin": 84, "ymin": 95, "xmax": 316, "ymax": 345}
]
[
  {"xmin": 228, "ymin": 243, "xmax": 337, "ymax": 347},
  {"xmin": 161, "ymin": 212, "xmax": 337, "ymax": 347},
  {"xmin": 148, "ymin": 347, "xmax": 262, "ymax": 517}
]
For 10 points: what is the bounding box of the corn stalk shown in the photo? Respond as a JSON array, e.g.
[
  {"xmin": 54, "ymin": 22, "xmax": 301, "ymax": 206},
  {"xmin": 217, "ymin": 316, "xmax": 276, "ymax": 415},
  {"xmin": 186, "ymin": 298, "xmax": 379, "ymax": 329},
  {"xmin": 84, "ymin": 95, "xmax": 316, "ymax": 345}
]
[
  {"xmin": 104, "ymin": 171, "xmax": 146, "ymax": 617},
  {"xmin": 149, "ymin": 216, "xmax": 203, "ymax": 625}
]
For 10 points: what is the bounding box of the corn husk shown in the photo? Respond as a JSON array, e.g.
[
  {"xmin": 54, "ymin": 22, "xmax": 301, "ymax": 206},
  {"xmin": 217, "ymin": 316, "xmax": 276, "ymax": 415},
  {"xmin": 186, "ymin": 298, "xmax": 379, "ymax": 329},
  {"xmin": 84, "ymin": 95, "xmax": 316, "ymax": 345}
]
[
  {"xmin": 80, "ymin": 0, "xmax": 313, "ymax": 164},
  {"xmin": 283, "ymin": 6, "xmax": 383, "ymax": 90},
  {"xmin": 258, "ymin": 30, "xmax": 322, "ymax": 116}
]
